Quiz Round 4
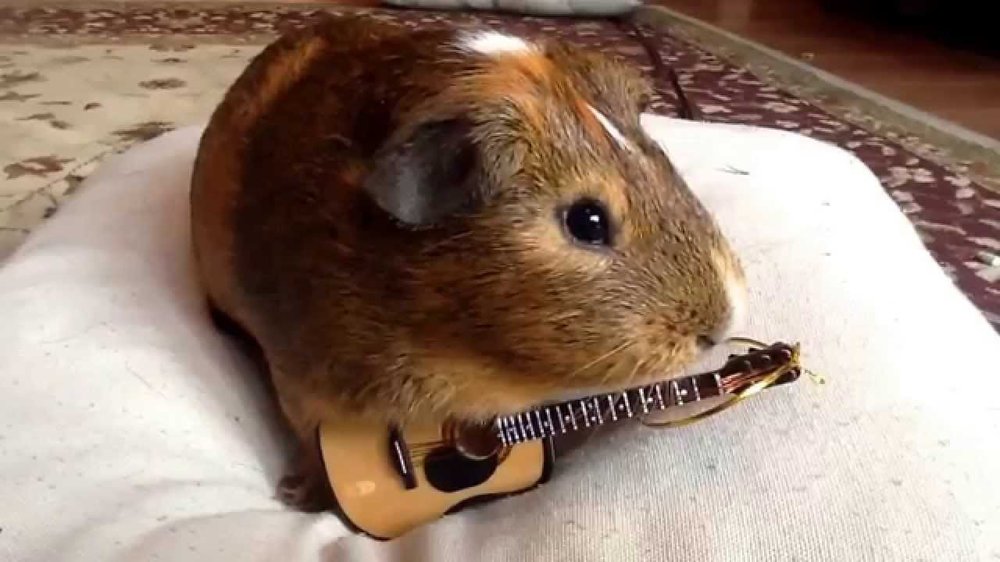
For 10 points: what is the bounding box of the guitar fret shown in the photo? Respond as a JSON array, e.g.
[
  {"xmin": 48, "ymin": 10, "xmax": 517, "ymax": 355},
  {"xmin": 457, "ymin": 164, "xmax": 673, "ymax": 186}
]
[
  {"xmin": 713, "ymin": 373, "xmax": 723, "ymax": 396},
  {"xmin": 511, "ymin": 418, "xmax": 522, "ymax": 443},
  {"xmin": 608, "ymin": 395, "xmax": 618, "ymax": 421},
  {"xmin": 515, "ymin": 412, "xmax": 527, "ymax": 439},
  {"xmin": 579, "ymin": 401, "xmax": 591, "ymax": 427},
  {"xmin": 638, "ymin": 387, "xmax": 649, "ymax": 414},
  {"xmin": 508, "ymin": 417, "xmax": 521, "ymax": 443},
  {"xmin": 693, "ymin": 377, "xmax": 702, "ymax": 401},
  {"xmin": 623, "ymin": 392, "xmax": 633, "ymax": 417},
  {"xmin": 672, "ymin": 380, "xmax": 683, "ymax": 406},
  {"xmin": 545, "ymin": 407, "xmax": 555, "ymax": 436},
  {"xmin": 556, "ymin": 404, "xmax": 567, "ymax": 433},
  {"xmin": 533, "ymin": 409, "xmax": 544, "ymax": 437},
  {"xmin": 592, "ymin": 397, "xmax": 603, "ymax": 424},
  {"xmin": 654, "ymin": 383, "xmax": 665, "ymax": 409},
  {"xmin": 569, "ymin": 405, "xmax": 579, "ymax": 430}
]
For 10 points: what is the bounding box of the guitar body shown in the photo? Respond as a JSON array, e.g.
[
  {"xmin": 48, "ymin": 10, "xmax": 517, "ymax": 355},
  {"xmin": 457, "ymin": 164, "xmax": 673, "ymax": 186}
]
[
  {"xmin": 314, "ymin": 341, "xmax": 803, "ymax": 540},
  {"xmin": 317, "ymin": 418, "xmax": 555, "ymax": 540}
]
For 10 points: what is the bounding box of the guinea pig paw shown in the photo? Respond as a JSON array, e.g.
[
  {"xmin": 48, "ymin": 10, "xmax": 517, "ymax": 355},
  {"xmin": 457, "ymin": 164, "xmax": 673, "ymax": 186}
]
[{"xmin": 276, "ymin": 467, "xmax": 330, "ymax": 513}]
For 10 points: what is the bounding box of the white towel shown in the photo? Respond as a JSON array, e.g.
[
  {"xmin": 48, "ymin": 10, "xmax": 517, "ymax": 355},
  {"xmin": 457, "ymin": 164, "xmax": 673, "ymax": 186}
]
[{"xmin": 1, "ymin": 116, "xmax": 997, "ymax": 562}]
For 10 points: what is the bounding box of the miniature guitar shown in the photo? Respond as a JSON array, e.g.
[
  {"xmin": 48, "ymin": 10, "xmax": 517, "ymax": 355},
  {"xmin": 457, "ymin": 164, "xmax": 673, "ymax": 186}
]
[{"xmin": 317, "ymin": 341, "xmax": 804, "ymax": 540}]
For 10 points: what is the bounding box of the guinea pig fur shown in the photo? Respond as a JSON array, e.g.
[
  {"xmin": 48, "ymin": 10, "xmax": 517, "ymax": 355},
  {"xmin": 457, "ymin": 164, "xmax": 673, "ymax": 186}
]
[{"xmin": 191, "ymin": 15, "xmax": 746, "ymax": 446}]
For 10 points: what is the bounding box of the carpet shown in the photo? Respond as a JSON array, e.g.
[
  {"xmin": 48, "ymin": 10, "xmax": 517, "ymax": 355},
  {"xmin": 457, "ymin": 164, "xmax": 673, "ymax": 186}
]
[{"xmin": 1, "ymin": 2, "xmax": 997, "ymax": 328}]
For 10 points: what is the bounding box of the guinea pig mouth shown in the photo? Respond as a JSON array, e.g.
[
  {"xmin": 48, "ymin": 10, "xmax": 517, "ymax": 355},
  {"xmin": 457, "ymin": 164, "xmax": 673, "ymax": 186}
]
[
  {"xmin": 585, "ymin": 345, "xmax": 692, "ymax": 388},
  {"xmin": 567, "ymin": 341, "xmax": 636, "ymax": 380},
  {"xmin": 559, "ymin": 336, "xmax": 707, "ymax": 392},
  {"xmin": 646, "ymin": 341, "xmax": 705, "ymax": 377},
  {"xmin": 696, "ymin": 335, "xmax": 717, "ymax": 351}
]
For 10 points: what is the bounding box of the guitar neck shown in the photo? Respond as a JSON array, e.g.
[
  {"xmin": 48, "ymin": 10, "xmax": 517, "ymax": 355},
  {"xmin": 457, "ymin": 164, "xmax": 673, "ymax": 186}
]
[{"xmin": 495, "ymin": 371, "xmax": 725, "ymax": 446}]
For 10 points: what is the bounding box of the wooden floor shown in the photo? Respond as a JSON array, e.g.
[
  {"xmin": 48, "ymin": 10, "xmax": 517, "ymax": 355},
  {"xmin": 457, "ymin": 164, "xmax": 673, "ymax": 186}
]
[{"xmin": 653, "ymin": 0, "xmax": 1000, "ymax": 140}]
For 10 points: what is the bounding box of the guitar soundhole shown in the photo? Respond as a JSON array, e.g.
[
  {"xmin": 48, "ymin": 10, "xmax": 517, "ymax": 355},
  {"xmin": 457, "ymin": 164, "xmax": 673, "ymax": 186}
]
[
  {"xmin": 423, "ymin": 447, "xmax": 499, "ymax": 493},
  {"xmin": 451, "ymin": 421, "xmax": 502, "ymax": 460}
]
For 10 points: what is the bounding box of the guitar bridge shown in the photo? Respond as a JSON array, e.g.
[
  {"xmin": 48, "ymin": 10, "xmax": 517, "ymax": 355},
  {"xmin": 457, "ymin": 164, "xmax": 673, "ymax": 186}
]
[{"xmin": 388, "ymin": 426, "xmax": 417, "ymax": 490}]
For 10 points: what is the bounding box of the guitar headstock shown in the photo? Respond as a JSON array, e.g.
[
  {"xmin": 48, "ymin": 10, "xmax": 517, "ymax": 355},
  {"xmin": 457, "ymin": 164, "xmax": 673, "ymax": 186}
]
[{"xmin": 717, "ymin": 341, "xmax": 801, "ymax": 395}]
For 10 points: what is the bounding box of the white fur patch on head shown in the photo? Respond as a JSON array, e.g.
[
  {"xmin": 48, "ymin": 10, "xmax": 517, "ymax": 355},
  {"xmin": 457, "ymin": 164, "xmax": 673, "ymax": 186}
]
[
  {"xmin": 587, "ymin": 105, "xmax": 636, "ymax": 152},
  {"xmin": 459, "ymin": 30, "xmax": 533, "ymax": 55}
]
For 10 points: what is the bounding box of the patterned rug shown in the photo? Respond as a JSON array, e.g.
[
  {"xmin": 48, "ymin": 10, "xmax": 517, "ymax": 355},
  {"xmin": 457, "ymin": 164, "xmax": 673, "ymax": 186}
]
[{"xmin": 1, "ymin": 3, "xmax": 997, "ymax": 328}]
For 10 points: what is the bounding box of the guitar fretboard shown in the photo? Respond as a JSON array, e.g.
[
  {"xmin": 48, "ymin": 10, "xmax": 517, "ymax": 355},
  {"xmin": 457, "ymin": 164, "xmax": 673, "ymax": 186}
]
[{"xmin": 495, "ymin": 372, "xmax": 724, "ymax": 446}]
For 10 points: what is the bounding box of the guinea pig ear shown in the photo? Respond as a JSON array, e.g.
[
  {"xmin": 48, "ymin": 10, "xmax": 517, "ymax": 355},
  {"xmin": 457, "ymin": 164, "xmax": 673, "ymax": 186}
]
[{"xmin": 363, "ymin": 118, "xmax": 483, "ymax": 226}]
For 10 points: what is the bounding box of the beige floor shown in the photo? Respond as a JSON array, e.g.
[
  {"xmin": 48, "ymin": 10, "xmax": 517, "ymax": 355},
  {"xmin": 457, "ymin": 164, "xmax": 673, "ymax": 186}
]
[{"xmin": 654, "ymin": 0, "xmax": 1000, "ymax": 140}]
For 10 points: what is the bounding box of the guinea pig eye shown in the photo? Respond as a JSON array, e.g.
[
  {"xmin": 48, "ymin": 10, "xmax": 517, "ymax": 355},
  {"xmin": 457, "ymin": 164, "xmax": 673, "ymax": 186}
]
[{"xmin": 563, "ymin": 199, "xmax": 611, "ymax": 247}]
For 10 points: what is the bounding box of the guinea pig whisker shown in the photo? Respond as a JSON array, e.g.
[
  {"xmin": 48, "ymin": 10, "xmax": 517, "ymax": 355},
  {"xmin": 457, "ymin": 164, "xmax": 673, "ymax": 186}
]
[
  {"xmin": 604, "ymin": 356, "xmax": 642, "ymax": 387},
  {"xmin": 627, "ymin": 361, "xmax": 642, "ymax": 384},
  {"xmin": 635, "ymin": 350, "xmax": 674, "ymax": 385},
  {"xmin": 421, "ymin": 231, "xmax": 475, "ymax": 254},
  {"xmin": 567, "ymin": 341, "xmax": 634, "ymax": 380}
]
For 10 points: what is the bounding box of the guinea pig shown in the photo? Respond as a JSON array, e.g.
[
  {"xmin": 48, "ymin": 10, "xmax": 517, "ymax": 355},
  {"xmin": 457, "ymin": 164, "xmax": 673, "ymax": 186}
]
[{"xmin": 190, "ymin": 15, "xmax": 745, "ymax": 507}]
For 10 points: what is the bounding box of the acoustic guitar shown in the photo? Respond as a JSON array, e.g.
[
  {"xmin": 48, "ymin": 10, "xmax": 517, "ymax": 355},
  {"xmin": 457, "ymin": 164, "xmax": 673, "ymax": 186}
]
[{"xmin": 317, "ymin": 341, "xmax": 804, "ymax": 540}]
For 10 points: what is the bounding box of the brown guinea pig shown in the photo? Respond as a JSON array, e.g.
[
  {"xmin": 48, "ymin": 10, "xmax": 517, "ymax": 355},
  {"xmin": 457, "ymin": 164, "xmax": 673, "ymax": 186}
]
[{"xmin": 191, "ymin": 15, "xmax": 744, "ymax": 503}]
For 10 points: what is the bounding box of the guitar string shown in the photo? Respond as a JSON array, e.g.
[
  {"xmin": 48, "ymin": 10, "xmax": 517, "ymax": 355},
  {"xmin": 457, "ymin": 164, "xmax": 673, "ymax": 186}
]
[
  {"xmin": 403, "ymin": 405, "xmax": 598, "ymax": 459},
  {"xmin": 640, "ymin": 337, "xmax": 815, "ymax": 429},
  {"xmin": 401, "ymin": 387, "xmax": 706, "ymax": 462},
  {"xmin": 404, "ymin": 400, "xmax": 710, "ymax": 465},
  {"xmin": 399, "ymin": 344, "xmax": 638, "ymax": 454},
  {"xmin": 403, "ymin": 359, "xmax": 737, "ymax": 453},
  {"xmin": 400, "ymin": 338, "xmax": 824, "ymax": 462},
  {"xmin": 405, "ymin": 351, "xmax": 766, "ymax": 451},
  {"xmin": 403, "ymin": 400, "xmax": 601, "ymax": 453},
  {"xmin": 404, "ymin": 377, "xmax": 764, "ymax": 457},
  {"xmin": 401, "ymin": 338, "xmax": 772, "ymax": 451}
]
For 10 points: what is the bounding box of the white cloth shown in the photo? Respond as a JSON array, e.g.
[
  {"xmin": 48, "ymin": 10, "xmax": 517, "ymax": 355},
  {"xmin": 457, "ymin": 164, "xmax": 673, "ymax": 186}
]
[
  {"xmin": 380, "ymin": 0, "xmax": 640, "ymax": 16},
  {"xmin": 1, "ymin": 116, "xmax": 998, "ymax": 562}
]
